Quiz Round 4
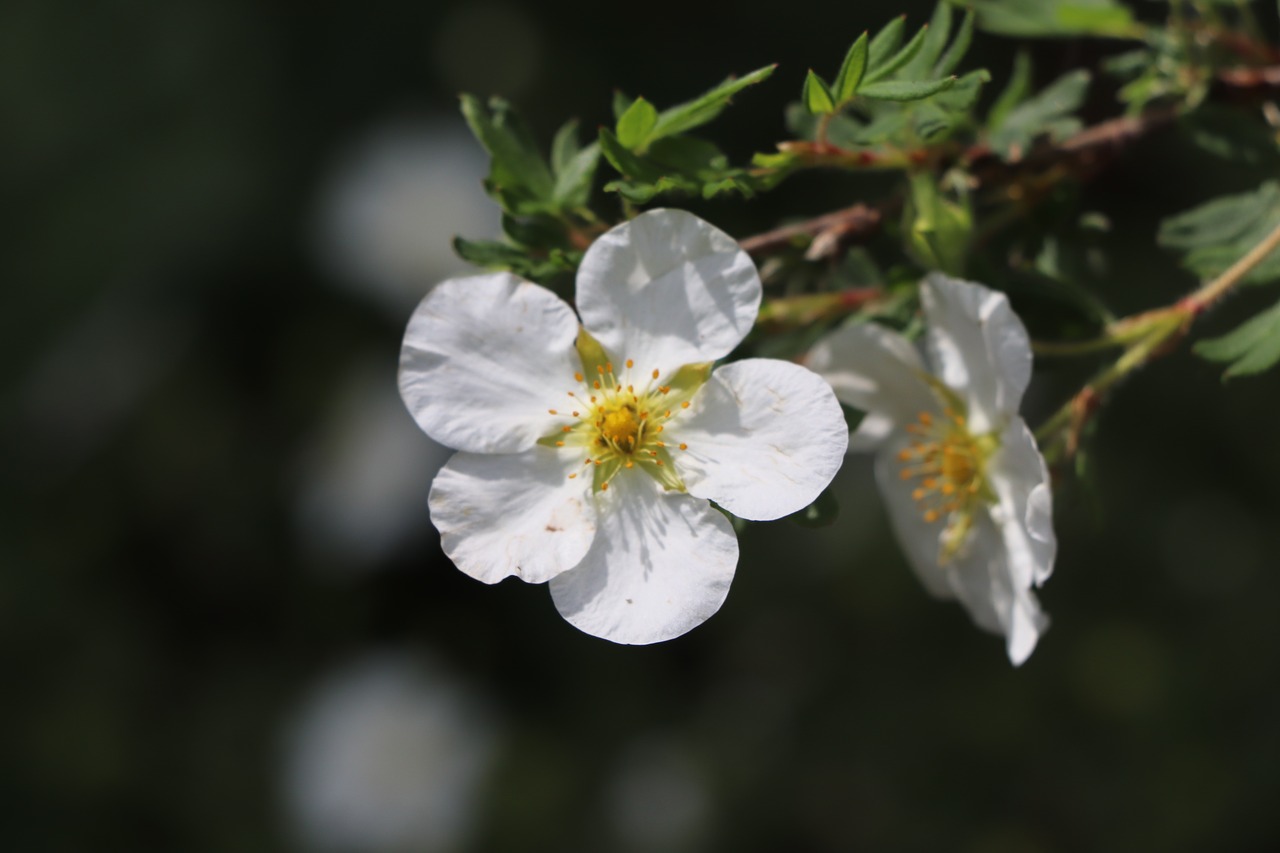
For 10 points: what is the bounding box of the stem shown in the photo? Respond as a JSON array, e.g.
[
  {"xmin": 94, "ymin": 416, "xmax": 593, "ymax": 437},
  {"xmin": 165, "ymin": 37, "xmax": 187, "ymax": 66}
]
[{"xmin": 1179, "ymin": 217, "xmax": 1280, "ymax": 314}]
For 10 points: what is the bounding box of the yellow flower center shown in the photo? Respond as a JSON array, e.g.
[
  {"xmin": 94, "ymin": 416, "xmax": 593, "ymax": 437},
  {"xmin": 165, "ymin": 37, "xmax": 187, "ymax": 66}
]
[
  {"xmin": 540, "ymin": 344, "xmax": 710, "ymax": 494},
  {"xmin": 897, "ymin": 407, "xmax": 997, "ymax": 562}
]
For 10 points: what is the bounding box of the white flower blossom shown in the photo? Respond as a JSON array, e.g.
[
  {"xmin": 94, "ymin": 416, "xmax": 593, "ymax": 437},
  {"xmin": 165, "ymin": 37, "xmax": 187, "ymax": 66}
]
[
  {"xmin": 399, "ymin": 209, "xmax": 848, "ymax": 644},
  {"xmin": 808, "ymin": 273, "xmax": 1056, "ymax": 665}
]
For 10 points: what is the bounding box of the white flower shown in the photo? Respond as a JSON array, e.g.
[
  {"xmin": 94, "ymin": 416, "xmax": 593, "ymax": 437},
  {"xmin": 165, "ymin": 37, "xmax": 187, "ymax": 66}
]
[
  {"xmin": 399, "ymin": 208, "xmax": 848, "ymax": 644},
  {"xmin": 807, "ymin": 273, "xmax": 1056, "ymax": 665}
]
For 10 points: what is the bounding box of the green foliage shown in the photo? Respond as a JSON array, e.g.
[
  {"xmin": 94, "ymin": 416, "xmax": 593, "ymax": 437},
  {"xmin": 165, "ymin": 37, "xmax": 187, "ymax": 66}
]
[
  {"xmin": 803, "ymin": 70, "xmax": 837, "ymax": 115},
  {"xmin": 598, "ymin": 66, "xmax": 778, "ymax": 202},
  {"xmin": 950, "ymin": 0, "xmax": 1137, "ymax": 38},
  {"xmin": 1195, "ymin": 297, "xmax": 1280, "ymax": 378},
  {"xmin": 904, "ymin": 173, "xmax": 972, "ymax": 275},
  {"xmin": 833, "ymin": 33, "xmax": 869, "ymax": 103},
  {"xmin": 453, "ymin": 236, "xmax": 580, "ymax": 281},
  {"xmin": 1159, "ymin": 182, "xmax": 1280, "ymax": 286},
  {"xmin": 987, "ymin": 66, "xmax": 1091, "ymax": 159}
]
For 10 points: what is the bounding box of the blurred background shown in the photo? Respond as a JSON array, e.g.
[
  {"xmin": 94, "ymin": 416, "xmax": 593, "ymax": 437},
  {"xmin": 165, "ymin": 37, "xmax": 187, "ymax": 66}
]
[{"xmin": 4, "ymin": 0, "xmax": 1280, "ymax": 850}]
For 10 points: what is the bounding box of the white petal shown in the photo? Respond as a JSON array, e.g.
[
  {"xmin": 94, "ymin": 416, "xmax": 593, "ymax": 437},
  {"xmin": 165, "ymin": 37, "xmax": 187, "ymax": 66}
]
[
  {"xmin": 575, "ymin": 209, "xmax": 761, "ymax": 371},
  {"xmin": 399, "ymin": 273, "xmax": 580, "ymax": 453},
  {"xmin": 429, "ymin": 447, "xmax": 596, "ymax": 584},
  {"xmin": 874, "ymin": 436, "xmax": 1049, "ymax": 665},
  {"xmin": 920, "ymin": 273, "xmax": 1032, "ymax": 432},
  {"xmin": 945, "ymin": 513, "xmax": 1050, "ymax": 666},
  {"xmin": 873, "ymin": 438, "xmax": 952, "ymax": 598},
  {"xmin": 675, "ymin": 359, "xmax": 848, "ymax": 521},
  {"xmin": 549, "ymin": 474, "xmax": 737, "ymax": 645},
  {"xmin": 987, "ymin": 419, "xmax": 1057, "ymax": 587},
  {"xmin": 806, "ymin": 321, "xmax": 937, "ymax": 450}
]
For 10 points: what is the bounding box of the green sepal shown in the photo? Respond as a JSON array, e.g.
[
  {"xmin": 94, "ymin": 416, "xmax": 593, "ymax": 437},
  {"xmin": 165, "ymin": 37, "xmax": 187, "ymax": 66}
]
[
  {"xmin": 833, "ymin": 32, "xmax": 869, "ymax": 103},
  {"xmin": 661, "ymin": 361, "xmax": 714, "ymax": 409},
  {"xmin": 904, "ymin": 173, "xmax": 972, "ymax": 276},
  {"xmin": 803, "ymin": 70, "xmax": 837, "ymax": 115},
  {"xmin": 575, "ymin": 327, "xmax": 612, "ymax": 379},
  {"xmin": 639, "ymin": 446, "xmax": 687, "ymax": 492}
]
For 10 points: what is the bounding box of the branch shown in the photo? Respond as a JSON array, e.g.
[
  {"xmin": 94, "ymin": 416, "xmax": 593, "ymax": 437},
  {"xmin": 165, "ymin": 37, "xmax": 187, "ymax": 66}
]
[{"xmin": 738, "ymin": 202, "xmax": 885, "ymax": 259}]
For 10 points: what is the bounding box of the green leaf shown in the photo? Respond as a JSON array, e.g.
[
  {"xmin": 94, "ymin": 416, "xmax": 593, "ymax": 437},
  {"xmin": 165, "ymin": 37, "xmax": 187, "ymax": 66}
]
[
  {"xmin": 803, "ymin": 69, "xmax": 837, "ymax": 114},
  {"xmin": 987, "ymin": 51, "xmax": 1032, "ymax": 131},
  {"xmin": 501, "ymin": 213, "xmax": 568, "ymax": 250},
  {"xmin": 649, "ymin": 65, "xmax": 776, "ymax": 139},
  {"xmin": 949, "ymin": 0, "xmax": 1135, "ymax": 38},
  {"xmin": 459, "ymin": 94, "xmax": 555, "ymax": 206},
  {"xmin": 611, "ymin": 90, "xmax": 632, "ymax": 121},
  {"xmin": 868, "ymin": 15, "xmax": 906, "ymax": 66},
  {"xmin": 902, "ymin": 2, "xmax": 953, "ymax": 79},
  {"xmin": 935, "ymin": 9, "xmax": 975, "ymax": 76},
  {"xmin": 598, "ymin": 128, "xmax": 664, "ymax": 182},
  {"xmin": 550, "ymin": 119, "xmax": 581, "ymax": 176},
  {"xmin": 904, "ymin": 172, "xmax": 971, "ymax": 275},
  {"xmin": 615, "ymin": 96, "xmax": 659, "ymax": 150},
  {"xmin": 988, "ymin": 69, "xmax": 1090, "ymax": 158},
  {"xmin": 859, "ymin": 77, "xmax": 956, "ymax": 102},
  {"xmin": 1195, "ymin": 297, "xmax": 1280, "ymax": 378},
  {"xmin": 833, "ymin": 32, "xmax": 869, "ymax": 103},
  {"xmin": 552, "ymin": 142, "xmax": 600, "ymax": 208},
  {"xmin": 865, "ymin": 22, "xmax": 931, "ymax": 84},
  {"xmin": 1159, "ymin": 183, "xmax": 1280, "ymax": 287}
]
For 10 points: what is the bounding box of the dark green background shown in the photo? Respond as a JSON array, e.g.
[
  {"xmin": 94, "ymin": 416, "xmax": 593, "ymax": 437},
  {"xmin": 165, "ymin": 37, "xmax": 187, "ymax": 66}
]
[{"xmin": 4, "ymin": 0, "xmax": 1280, "ymax": 850}]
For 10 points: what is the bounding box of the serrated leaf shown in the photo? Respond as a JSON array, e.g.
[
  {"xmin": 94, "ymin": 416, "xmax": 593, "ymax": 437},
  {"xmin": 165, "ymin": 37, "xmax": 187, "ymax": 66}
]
[
  {"xmin": 833, "ymin": 32, "xmax": 869, "ymax": 103},
  {"xmin": 865, "ymin": 23, "xmax": 931, "ymax": 84},
  {"xmin": 1195, "ymin": 297, "xmax": 1280, "ymax": 378},
  {"xmin": 988, "ymin": 69, "xmax": 1090, "ymax": 158},
  {"xmin": 615, "ymin": 96, "xmax": 659, "ymax": 150},
  {"xmin": 859, "ymin": 76, "xmax": 956, "ymax": 102},
  {"xmin": 988, "ymin": 51, "xmax": 1032, "ymax": 131},
  {"xmin": 803, "ymin": 69, "xmax": 837, "ymax": 114},
  {"xmin": 868, "ymin": 15, "xmax": 906, "ymax": 66},
  {"xmin": 650, "ymin": 65, "xmax": 776, "ymax": 139},
  {"xmin": 459, "ymin": 94, "xmax": 555, "ymax": 205}
]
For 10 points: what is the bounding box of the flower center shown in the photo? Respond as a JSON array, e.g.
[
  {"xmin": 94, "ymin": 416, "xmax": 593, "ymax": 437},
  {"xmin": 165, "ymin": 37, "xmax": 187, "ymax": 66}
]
[
  {"xmin": 540, "ymin": 342, "xmax": 711, "ymax": 495},
  {"xmin": 898, "ymin": 407, "xmax": 997, "ymax": 562}
]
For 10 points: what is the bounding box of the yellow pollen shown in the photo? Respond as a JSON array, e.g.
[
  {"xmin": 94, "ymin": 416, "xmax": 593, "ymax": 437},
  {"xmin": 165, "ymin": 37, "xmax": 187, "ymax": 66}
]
[
  {"xmin": 601, "ymin": 481, "xmax": 609, "ymax": 491},
  {"xmin": 606, "ymin": 362, "xmax": 613, "ymax": 373},
  {"xmin": 679, "ymin": 443, "xmax": 687, "ymax": 450},
  {"xmin": 597, "ymin": 365, "xmax": 604, "ymax": 375},
  {"xmin": 568, "ymin": 473, "xmax": 577, "ymax": 479},
  {"xmin": 681, "ymin": 401, "xmax": 690, "ymax": 409},
  {"xmin": 626, "ymin": 359, "xmax": 634, "ymax": 368},
  {"xmin": 656, "ymin": 441, "xmax": 665, "ymax": 447},
  {"xmin": 655, "ymin": 460, "xmax": 664, "ymax": 466},
  {"xmin": 590, "ymin": 396, "xmax": 597, "ymax": 403},
  {"xmin": 655, "ymin": 425, "xmax": 664, "ymax": 433},
  {"xmin": 562, "ymin": 426, "xmax": 571, "ymax": 433},
  {"xmin": 652, "ymin": 369, "xmax": 660, "ymax": 379},
  {"xmin": 549, "ymin": 409, "xmax": 557, "ymax": 415},
  {"xmin": 556, "ymin": 441, "xmax": 565, "ymax": 447},
  {"xmin": 572, "ymin": 411, "xmax": 579, "ymax": 417},
  {"xmin": 625, "ymin": 460, "xmax": 634, "ymax": 469},
  {"xmin": 628, "ymin": 385, "xmax": 634, "ymax": 393},
  {"xmin": 659, "ymin": 385, "xmax": 670, "ymax": 394},
  {"xmin": 593, "ymin": 380, "xmax": 601, "ymax": 389},
  {"xmin": 574, "ymin": 372, "xmax": 583, "ymax": 382}
]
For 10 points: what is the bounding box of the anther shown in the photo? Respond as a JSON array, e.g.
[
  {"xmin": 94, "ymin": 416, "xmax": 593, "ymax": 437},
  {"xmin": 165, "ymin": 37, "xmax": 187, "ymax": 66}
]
[
  {"xmin": 572, "ymin": 411, "xmax": 579, "ymax": 417},
  {"xmin": 681, "ymin": 401, "xmax": 690, "ymax": 409},
  {"xmin": 601, "ymin": 482, "xmax": 609, "ymax": 491},
  {"xmin": 562, "ymin": 426, "xmax": 571, "ymax": 433},
  {"xmin": 568, "ymin": 473, "xmax": 577, "ymax": 479},
  {"xmin": 679, "ymin": 443, "xmax": 687, "ymax": 450},
  {"xmin": 626, "ymin": 359, "xmax": 634, "ymax": 368},
  {"xmin": 593, "ymin": 381, "xmax": 601, "ymax": 389},
  {"xmin": 625, "ymin": 460, "xmax": 634, "ymax": 469},
  {"xmin": 597, "ymin": 365, "xmax": 605, "ymax": 375},
  {"xmin": 574, "ymin": 372, "xmax": 583, "ymax": 382},
  {"xmin": 923, "ymin": 509, "xmax": 940, "ymax": 523},
  {"xmin": 652, "ymin": 369, "xmax": 660, "ymax": 379},
  {"xmin": 556, "ymin": 441, "xmax": 565, "ymax": 447},
  {"xmin": 606, "ymin": 362, "xmax": 613, "ymax": 373}
]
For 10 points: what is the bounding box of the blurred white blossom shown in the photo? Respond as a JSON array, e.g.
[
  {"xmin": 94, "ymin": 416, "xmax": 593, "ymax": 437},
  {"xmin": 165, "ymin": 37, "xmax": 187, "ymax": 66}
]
[{"xmin": 281, "ymin": 654, "xmax": 499, "ymax": 853}]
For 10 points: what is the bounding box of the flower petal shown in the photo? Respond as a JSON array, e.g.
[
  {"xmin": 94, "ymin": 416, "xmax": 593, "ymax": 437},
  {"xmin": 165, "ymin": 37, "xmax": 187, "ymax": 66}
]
[
  {"xmin": 945, "ymin": 512, "xmax": 1050, "ymax": 666},
  {"xmin": 874, "ymin": 437, "xmax": 1048, "ymax": 665},
  {"xmin": 987, "ymin": 419, "xmax": 1057, "ymax": 587},
  {"xmin": 806, "ymin": 321, "xmax": 937, "ymax": 450},
  {"xmin": 548, "ymin": 474, "xmax": 737, "ymax": 644},
  {"xmin": 920, "ymin": 273, "xmax": 1032, "ymax": 432},
  {"xmin": 575, "ymin": 209, "xmax": 761, "ymax": 371},
  {"xmin": 429, "ymin": 447, "xmax": 596, "ymax": 584},
  {"xmin": 675, "ymin": 359, "xmax": 848, "ymax": 521},
  {"xmin": 399, "ymin": 273, "xmax": 580, "ymax": 453}
]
